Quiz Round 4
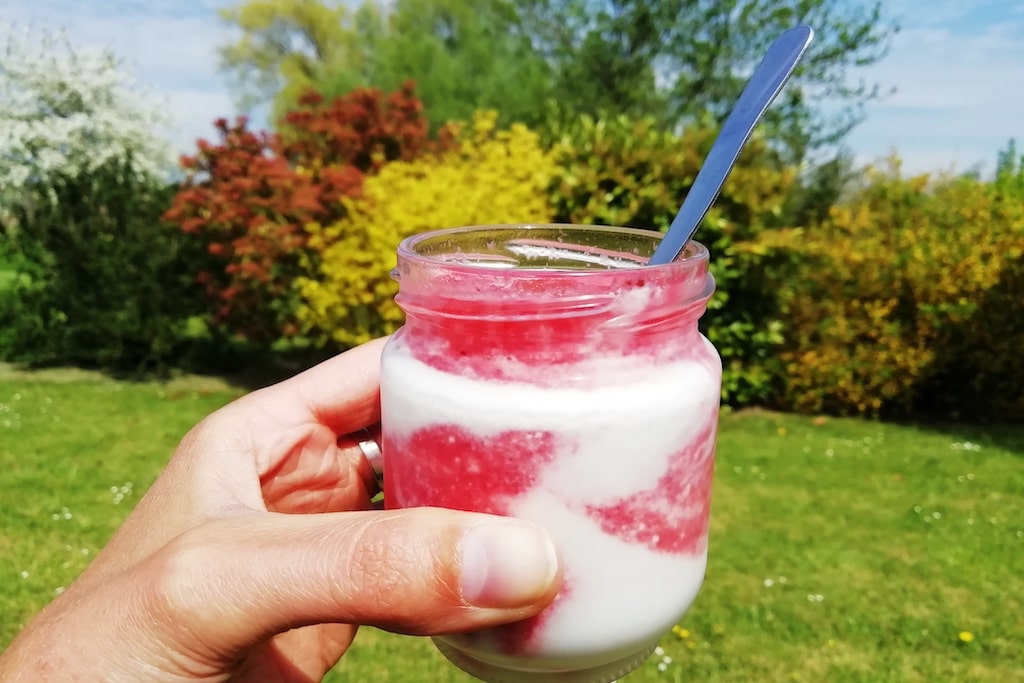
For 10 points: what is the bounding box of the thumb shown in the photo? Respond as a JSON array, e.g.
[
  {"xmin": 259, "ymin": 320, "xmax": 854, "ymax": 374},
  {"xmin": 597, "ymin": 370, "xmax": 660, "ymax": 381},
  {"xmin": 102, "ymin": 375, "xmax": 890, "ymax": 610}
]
[{"xmin": 143, "ymin": 507, "xmax": 562, "ymax": 662}]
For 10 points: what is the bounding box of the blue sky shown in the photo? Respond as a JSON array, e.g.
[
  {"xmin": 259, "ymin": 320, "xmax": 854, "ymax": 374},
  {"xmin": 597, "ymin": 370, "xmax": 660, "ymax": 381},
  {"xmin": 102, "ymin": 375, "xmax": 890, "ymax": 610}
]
[{"xmin": 3, "ymin": 0, "xmax": 1023, "ymax": 176}]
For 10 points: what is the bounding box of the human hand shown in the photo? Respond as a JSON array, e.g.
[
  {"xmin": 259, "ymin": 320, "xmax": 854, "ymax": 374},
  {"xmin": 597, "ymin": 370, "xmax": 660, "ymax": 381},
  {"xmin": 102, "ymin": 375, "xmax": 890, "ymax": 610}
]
[{"xmin": 0, "ymin": 338, "xmax": 561, "ymax": 682}]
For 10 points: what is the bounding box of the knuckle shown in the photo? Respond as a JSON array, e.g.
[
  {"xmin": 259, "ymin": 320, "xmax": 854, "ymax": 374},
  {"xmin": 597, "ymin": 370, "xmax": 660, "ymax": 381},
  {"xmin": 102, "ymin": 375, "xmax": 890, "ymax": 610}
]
[
  {"xmin": 337, "ymin": 521, "xmax": 406, "ymax": 609},
  {"xmin": 140, "ymin": 529, "xmax": 222, "ymax": 626},
  {"xmin": 334, "ymin": 510, "xmax": 463, "ymax": 632}
]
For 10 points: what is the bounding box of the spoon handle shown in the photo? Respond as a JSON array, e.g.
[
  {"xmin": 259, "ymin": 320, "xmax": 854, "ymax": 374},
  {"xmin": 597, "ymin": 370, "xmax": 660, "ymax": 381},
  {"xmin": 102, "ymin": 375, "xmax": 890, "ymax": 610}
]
[{"xmin": 647, "ymin": 25, "xmax": 814, "ymax": 265}]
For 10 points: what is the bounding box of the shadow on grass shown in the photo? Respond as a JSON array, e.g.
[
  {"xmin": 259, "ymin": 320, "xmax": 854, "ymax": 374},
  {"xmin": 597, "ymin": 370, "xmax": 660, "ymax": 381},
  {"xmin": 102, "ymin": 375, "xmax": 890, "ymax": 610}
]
[
  {"xmin": 0, "ymin": 340, "xmax": 341, "ymax": 395},
  {"xmin": 893, "ymin": 418, "xmax": 1024, "ymax": 459},
  {"xmin": 172, "ymin": 341, "xmax": 339, "ymax": 391},
  {"xmin": 903, "ymin": 254, "xmax": 1024, "ymax": 455}
]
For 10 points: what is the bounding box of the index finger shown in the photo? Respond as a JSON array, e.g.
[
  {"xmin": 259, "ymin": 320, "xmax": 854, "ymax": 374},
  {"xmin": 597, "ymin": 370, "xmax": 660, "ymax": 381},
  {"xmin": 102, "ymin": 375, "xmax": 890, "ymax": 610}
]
[{"xmin": 259, "ymin": 336, "xmax": 388, "ymax": 436}]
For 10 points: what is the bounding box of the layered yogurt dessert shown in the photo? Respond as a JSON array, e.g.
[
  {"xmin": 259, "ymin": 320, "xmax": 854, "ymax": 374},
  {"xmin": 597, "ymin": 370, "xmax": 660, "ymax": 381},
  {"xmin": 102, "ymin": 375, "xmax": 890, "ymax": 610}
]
[{"xmin": 381, "ymin": 225, "xmax": 721, "ymax": 682}]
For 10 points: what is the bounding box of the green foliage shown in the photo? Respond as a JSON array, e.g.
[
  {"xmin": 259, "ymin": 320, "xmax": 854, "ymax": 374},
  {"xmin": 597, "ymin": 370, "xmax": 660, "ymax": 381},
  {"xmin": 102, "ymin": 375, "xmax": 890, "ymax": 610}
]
[
  {"xmin": 782, "ymin": 151, "xmax": 857, "ymax": 227},
  {"xmin": 219, "ymin": 0, "xmax": 553, "ymax": 131},
  {"xmin": 218, "ymin": 0, "xmax": 897, "ymax": 163},
  {"xmin": 994, "ymin": 138, "xmax": 1024, "ymax": 197},
  {"xmin": 0, "ymin": 163, "xmax": 206, "ymax": 371},
  {"xmin": 756, "ymin": 162, "xmax": 1024, "ymax": 420},
  {"xmin": 548, "ymin": 114, "xmax": 796, "ymax": 405},
  {"xmin": 516, "ymin": 0, "xmax": 898, "ymax": 162},
  {"xmin": 297, "ymin": 111, "xmax": 558, "ymax": 347},
  {"xmin": 315, "ymin": 0, "xmax": 554, "ymax": 130},
  {"xmin": 217, "ymin": 0, "xmax": 362, "ymax": 118}
]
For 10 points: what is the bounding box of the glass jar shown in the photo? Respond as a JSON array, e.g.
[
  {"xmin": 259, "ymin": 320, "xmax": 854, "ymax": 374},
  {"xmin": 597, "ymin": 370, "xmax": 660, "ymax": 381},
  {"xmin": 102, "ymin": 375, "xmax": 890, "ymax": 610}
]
[{"xmin": 381, "ymin": 224, "xmax": 721, "ymax": 683}]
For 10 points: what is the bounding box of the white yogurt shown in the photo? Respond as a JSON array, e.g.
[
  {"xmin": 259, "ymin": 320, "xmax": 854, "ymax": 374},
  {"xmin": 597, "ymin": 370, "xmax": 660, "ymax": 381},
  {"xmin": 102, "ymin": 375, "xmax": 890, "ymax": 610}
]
[{"xmin": 381, "ymin": 334, "xmax": 720, "ymax": 681}]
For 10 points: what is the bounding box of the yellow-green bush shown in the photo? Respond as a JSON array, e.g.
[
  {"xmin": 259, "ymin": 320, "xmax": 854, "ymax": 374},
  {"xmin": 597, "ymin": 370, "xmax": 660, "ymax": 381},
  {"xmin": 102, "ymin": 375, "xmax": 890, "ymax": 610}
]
[
  {"xmin": 548, "ymin": 114, "xmax": 797, "ymax": 405},
  {"xmin": 548, "ymin": 114, "xmax": 795, "ymax": 237},
  {"xmin": 296, "ymin": 111, "xmax": 558, "ymax": 347},
  {"xmin": 757, "ymin": 160, "xmax": 1024, "ymax": 419}
]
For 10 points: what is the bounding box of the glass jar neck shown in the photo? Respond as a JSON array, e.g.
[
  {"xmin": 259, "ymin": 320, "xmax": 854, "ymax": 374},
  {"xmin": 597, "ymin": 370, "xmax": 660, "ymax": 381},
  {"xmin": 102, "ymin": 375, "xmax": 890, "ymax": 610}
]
[{"xmin": 391, "ymin": 225, "xmax": 715, "ymax": 380}]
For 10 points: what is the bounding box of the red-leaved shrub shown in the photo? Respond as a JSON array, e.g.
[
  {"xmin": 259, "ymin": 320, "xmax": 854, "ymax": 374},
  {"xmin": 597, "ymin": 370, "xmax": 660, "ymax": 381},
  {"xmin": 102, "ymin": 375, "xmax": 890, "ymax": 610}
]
[{"xmin": 164, "ymin": 82, "xmax": 439, "ymax": 342}]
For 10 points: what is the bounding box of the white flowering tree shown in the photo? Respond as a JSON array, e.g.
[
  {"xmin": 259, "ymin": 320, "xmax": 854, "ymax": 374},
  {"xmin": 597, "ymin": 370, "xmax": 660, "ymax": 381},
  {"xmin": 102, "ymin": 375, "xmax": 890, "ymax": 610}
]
[
  {"xmin": 0, "ymin": 24, "xmax": 174, "ymax": 207},
  {"xmin": 0, "ymin": 25, "xmax": 206, "ymax": 371}
]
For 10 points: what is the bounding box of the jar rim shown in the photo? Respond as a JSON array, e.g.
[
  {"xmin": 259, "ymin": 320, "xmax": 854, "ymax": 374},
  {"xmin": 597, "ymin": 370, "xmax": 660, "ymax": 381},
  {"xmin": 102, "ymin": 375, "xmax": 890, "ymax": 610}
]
[{"xmin": 396, "ymin": 223, "xmax": 709, "ymax": 277}]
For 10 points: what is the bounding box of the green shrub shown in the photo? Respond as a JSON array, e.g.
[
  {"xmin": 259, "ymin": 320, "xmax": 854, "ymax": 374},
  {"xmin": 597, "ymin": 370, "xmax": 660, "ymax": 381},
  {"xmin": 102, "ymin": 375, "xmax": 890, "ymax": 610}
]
[
  {"xmin": 756, "ymin": 161, "xmax": 1024, "ymax": 420},
  {"xmin": 548, "ymin": 114, "xmax": 796, "ymax": 405},
  {"xmin": 0, "ymin": 162, "xmax": 206, "ymax": 371}
]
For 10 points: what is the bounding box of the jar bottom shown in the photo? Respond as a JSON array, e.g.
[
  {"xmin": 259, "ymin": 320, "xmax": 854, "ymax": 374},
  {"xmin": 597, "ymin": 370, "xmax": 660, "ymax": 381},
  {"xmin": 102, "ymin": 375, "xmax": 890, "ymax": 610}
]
[{"xmin": 433, "ymin": 638, "xmax": 656, "ymax": 683}]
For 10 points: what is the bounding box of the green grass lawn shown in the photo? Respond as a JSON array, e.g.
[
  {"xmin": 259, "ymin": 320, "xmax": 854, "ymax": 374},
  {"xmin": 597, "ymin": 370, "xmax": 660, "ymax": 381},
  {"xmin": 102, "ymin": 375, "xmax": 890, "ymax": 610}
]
[{"xmin": 1, "ymin": 369, "xmax": 1021, "ymax": 681}]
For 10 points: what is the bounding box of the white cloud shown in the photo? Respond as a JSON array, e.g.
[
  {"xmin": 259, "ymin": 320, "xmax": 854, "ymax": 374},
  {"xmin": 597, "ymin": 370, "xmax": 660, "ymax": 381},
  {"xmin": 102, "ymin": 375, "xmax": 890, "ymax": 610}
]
[
  {"xmin": 845, "ymin": 16, "xmax": 1024, "ymax": 176},
  {"xmin": 883, "ymin": 0, "xmax": 1018, "ymax": 29}
]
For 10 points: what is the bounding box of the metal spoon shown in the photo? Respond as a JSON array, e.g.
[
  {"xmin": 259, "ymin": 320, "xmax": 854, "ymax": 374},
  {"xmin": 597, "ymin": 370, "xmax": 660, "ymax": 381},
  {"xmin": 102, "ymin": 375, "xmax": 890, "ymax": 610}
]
[{"xmin": 647, "ymin": 25, "xmax": 814, "ymax": 265}]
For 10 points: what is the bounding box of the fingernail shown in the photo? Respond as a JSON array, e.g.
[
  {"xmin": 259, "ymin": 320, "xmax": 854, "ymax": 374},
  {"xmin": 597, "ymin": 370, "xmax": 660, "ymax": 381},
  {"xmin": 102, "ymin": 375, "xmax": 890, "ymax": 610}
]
[{"xmin": 460, "ymin": 521, "xmax": 559, "ymax": 609}]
